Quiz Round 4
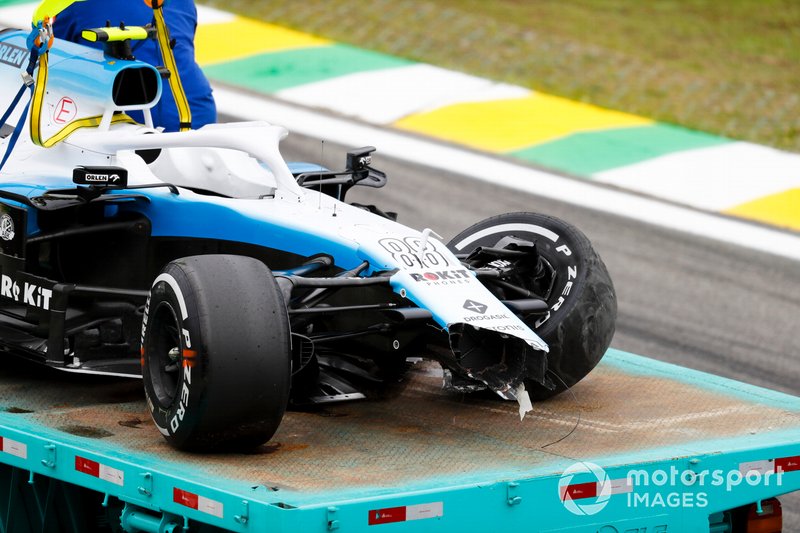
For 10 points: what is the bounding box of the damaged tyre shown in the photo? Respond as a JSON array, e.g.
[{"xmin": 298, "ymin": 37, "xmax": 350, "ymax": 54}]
[
  {"xmin": 141, "ymin": 255, "xmax": 291, "ymax": 451},
  {"xmin": 448, "ymin": 212, "xmax": 616, "ymax": 400}
]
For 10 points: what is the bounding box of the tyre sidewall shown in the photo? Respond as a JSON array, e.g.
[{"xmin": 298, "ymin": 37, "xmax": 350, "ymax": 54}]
[
  {"xmin": 449, "ymin": 213, "xmax": 616, "ymax": 398},
  {"xmin": 449, "ymin": 213, "xmax": 588, "ymax": 333},
  {"xmin": 141, "ymin": 266, "xmax": 208, "ymax": 448}
]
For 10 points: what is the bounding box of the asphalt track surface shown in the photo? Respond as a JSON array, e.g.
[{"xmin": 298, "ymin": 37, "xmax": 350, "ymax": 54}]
[{"xmin": 271, "ymin": 128, "xmax": 800, "ymax": 528}]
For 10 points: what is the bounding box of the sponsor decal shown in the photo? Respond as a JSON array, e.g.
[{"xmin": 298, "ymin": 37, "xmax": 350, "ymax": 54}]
[
  {"xmin": 485, "ymin": 324, "xmax": 525, "ymax": 332},
  {"xmin": 73, "ymin": 166, "xmax": 128, "ymax": 187},
  {"xmin": 463, "ymin": 299, "xmax": 487, "ymax": 314},
  {"xmin": 462, "ymin": 300, "xmax": 517, "ymax": 323},
  {"xmin": 535, "ymin": 265, "xmax": 578, "ymax": 328},
  {"xmin": 0, "ymin": 205, "xmax": 26, "ymax": 258},
  {"xmin": 0, "ymin": 43, "xmax": 28, "ymax": 68},
  {"xmin": 140, "ymin": 297, "xmax": 150, "ymax": 350},
  {"xmin": 380, "ymin": 237, "xmax": 453, "ymax": 270},
  {"xmin": 463, "ymin": 313, "xmax": 510, "ymax": 322},
  {"xmin": 170, "ymin": 327, "xmax": 193, "ymax": 434},
  {"xmin": 53, "ymin": 97, "xmax": 78, "ymax": 125},
  {"xmin": 409, "ymin": 268, "xmax": 473, "ymax": 286},
  {"xmin": 0, "ymin": 273, "xmax": 52, "ymax": 310},
  {"xmin": 144, "ymin": 273, "xmax": 193, "ymax": 436},
  {"xmin": 83, "ymin": 172, "xmax": 121, "ymax": 184},
  {"xmin": 0, "ymin": 214, "xmax": 14, "ymax": 241}
]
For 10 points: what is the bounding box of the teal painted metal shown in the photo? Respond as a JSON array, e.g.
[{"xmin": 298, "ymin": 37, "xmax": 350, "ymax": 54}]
[
  {"xmin": 0, "ymin": 421, "xmax": 797, "ymax": 531},
  {"xmin": 709, "ymin": 511, "xmax": 733, "ymax": 533},
  {"xmin": 0, "ymin": 350, "xmax": 796, "ymax": 531},
  {"xmin": 602, "ymin": 350, "xmax": 800, "ymax": 409},
  {"xmin": 120, "ymin": 504, "xmax": 182, "ymax": 533}
]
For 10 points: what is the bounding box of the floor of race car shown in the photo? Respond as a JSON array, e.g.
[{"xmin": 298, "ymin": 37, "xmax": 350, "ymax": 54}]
[{"xmin": 0, "ymin": 349, "xmax": 797, "ymax": 499}]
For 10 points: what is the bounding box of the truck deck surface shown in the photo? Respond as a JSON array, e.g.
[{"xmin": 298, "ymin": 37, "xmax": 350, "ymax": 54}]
[{"xmin": 1, "ymin": 349, "xmax": 798, "ymax": 503}]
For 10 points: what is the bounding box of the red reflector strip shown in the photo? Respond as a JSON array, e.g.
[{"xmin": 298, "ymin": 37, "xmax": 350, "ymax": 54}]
[
  {"xmin": 0, "ymin": 436, "xmax": 28, "ymax": 459},
  {"xmin": 740, "ymin": 459, "xmax": 774, "ymax": 476},
  {"xmin": 740, "ymin": 455, "xmax": 800, "ymax": 475},
  {"xmin": 369, "ymin": 502, "xmax": 443, "ymax": 526},
  {"xmin": 369, "ymin": 506, "xmax": 406, "ymax": 526},
  {"xmin": 75, "ymin": 456, "xmax": 100, "ymax": 477},
  {"xmin": 173, "ymin": 488, "xmax": 224, "ymax": 518},
  {"xmin": 407, "ymin": 502, "xmax": 444, "ymax": 521},
  {"xmin": 608, "ymin": 478, "xmax": 633, "ymax": 495},
  {"xmin": 174, "ymin": 488, "xmax": 198, "ymax": 510},
  {"xmin": 560, "ymin": 478, "xmax": 632, "ymax": 501},
  {"xmin": 75, "ymin": 456, "xmax": 124, "ymax": 486},
  {"xmin": 562, "ymin": 481, "xmax": 597, "ymax": 501},
  {"xmin": 776, "ymin": 456, "xmax": 800, "ymax": 473}
]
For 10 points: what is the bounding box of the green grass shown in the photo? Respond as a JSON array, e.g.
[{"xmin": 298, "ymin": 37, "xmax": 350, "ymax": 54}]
[
  {"xmin": 202, "ymin": 0, "xmax": 800, "ymax": 152},
  {"xmin": 0, "ymin": 0, "xmax": 38, "ymax": 6}
]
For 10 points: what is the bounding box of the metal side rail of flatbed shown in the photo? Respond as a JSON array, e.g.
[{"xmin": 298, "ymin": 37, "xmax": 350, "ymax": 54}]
[{"xmin": 0, "ymin": 348, "xmax": 796, "ymax": 532}]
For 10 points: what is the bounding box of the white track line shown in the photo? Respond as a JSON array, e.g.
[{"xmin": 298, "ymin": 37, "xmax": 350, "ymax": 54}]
[
  {"xmin": 276, "ymin": 64, "xmax": 530, "ymax": 124},
  {"xmin": 214, "ymin": 85, "xmax": 800, "ymax": 262},
  {"xmin": 596, "ymin": 142, "xmax": 800, "ymax": 211}
]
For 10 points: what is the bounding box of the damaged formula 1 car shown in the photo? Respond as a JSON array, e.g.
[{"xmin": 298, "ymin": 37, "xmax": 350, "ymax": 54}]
[{"xmin": 0, "ymin": 16, "xmax": 616, "ymax": 451}]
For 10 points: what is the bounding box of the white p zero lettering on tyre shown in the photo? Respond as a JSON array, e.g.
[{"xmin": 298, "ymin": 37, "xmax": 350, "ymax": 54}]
[
  {"xmin": 141, "ymin": 255, "xmax": 291, "ymax": 451},
  {"xmin": 449, "ymin": 213, "xmax": 617, "ymax": 400}
]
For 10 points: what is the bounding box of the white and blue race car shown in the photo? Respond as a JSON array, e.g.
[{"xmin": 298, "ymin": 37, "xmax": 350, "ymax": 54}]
[{"xmin": 0, "ymin": 18, "xmax": 615, "ymax": 451}]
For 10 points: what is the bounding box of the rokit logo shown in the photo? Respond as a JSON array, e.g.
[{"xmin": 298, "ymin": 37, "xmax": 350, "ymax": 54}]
[
  {"xmin": 409, "ymin": 269, "xmax": 473, "ymax": 285},
  {"xmin": 0, "ymin": 275, "xmax": 53, "ymax": 310}
]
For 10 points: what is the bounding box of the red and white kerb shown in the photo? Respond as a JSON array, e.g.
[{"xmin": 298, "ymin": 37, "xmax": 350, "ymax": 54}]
[
  {"xmin": 174, "ymin": 488, "xmax": 224, "ymax": 519},
  {"xmin": 0, "ymin": 436, "xmax": 27, "ymax": 459},
  {"xmin": 369, "ymin": 502, "xmax": 444, "ymax": 526},
  {"xmin": 75, "ymin": 456, "xmax": 125, "ymax": 486}
]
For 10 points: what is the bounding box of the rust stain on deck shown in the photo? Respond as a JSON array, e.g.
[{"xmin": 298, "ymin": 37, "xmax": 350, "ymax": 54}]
[{"xmin": 0, "ymin": 359, "xmax": 796, "ymax": 494}]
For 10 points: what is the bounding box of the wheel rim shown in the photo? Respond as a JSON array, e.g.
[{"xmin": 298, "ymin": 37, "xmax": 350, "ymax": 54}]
[
  {"xmin": 146, "ymin": 301, "xmax": 183, "ymax": 409},
  {"xmin": 460, "ymin": 232, "xmax": 559, "ymax": 303},
  {"xmin": 484, "ymin": 254, "xmax": 557, "ymax": 303}
]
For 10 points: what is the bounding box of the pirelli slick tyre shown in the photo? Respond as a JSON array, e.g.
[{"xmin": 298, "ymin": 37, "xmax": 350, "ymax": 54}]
[
  {"xmin": 448, "ymin": 212, "xmax": 616, "ymax": 400},
  {"xmin": 141, "ymin": 255, "xmax": 291, "ymax": 452}
]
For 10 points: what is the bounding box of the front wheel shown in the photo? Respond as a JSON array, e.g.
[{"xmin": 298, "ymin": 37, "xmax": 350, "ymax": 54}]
[
  {"xmin": 449, "ymin": 212, "xmax": 617, "ymax": 400},
  {"xmin": 141, "ymin": 255, "xmax": 291, "ymax": 451}
]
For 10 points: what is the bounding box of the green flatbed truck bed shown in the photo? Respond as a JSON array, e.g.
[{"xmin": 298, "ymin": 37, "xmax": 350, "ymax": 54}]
[{"xmin": 0, "ymin": 348, "xmax": 797, "ymax": 532}]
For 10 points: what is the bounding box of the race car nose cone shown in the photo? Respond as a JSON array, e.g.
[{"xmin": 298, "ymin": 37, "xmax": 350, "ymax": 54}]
[{"xmin": 447, "ymin": 323, "xmax": 548, "ymax": 393}]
